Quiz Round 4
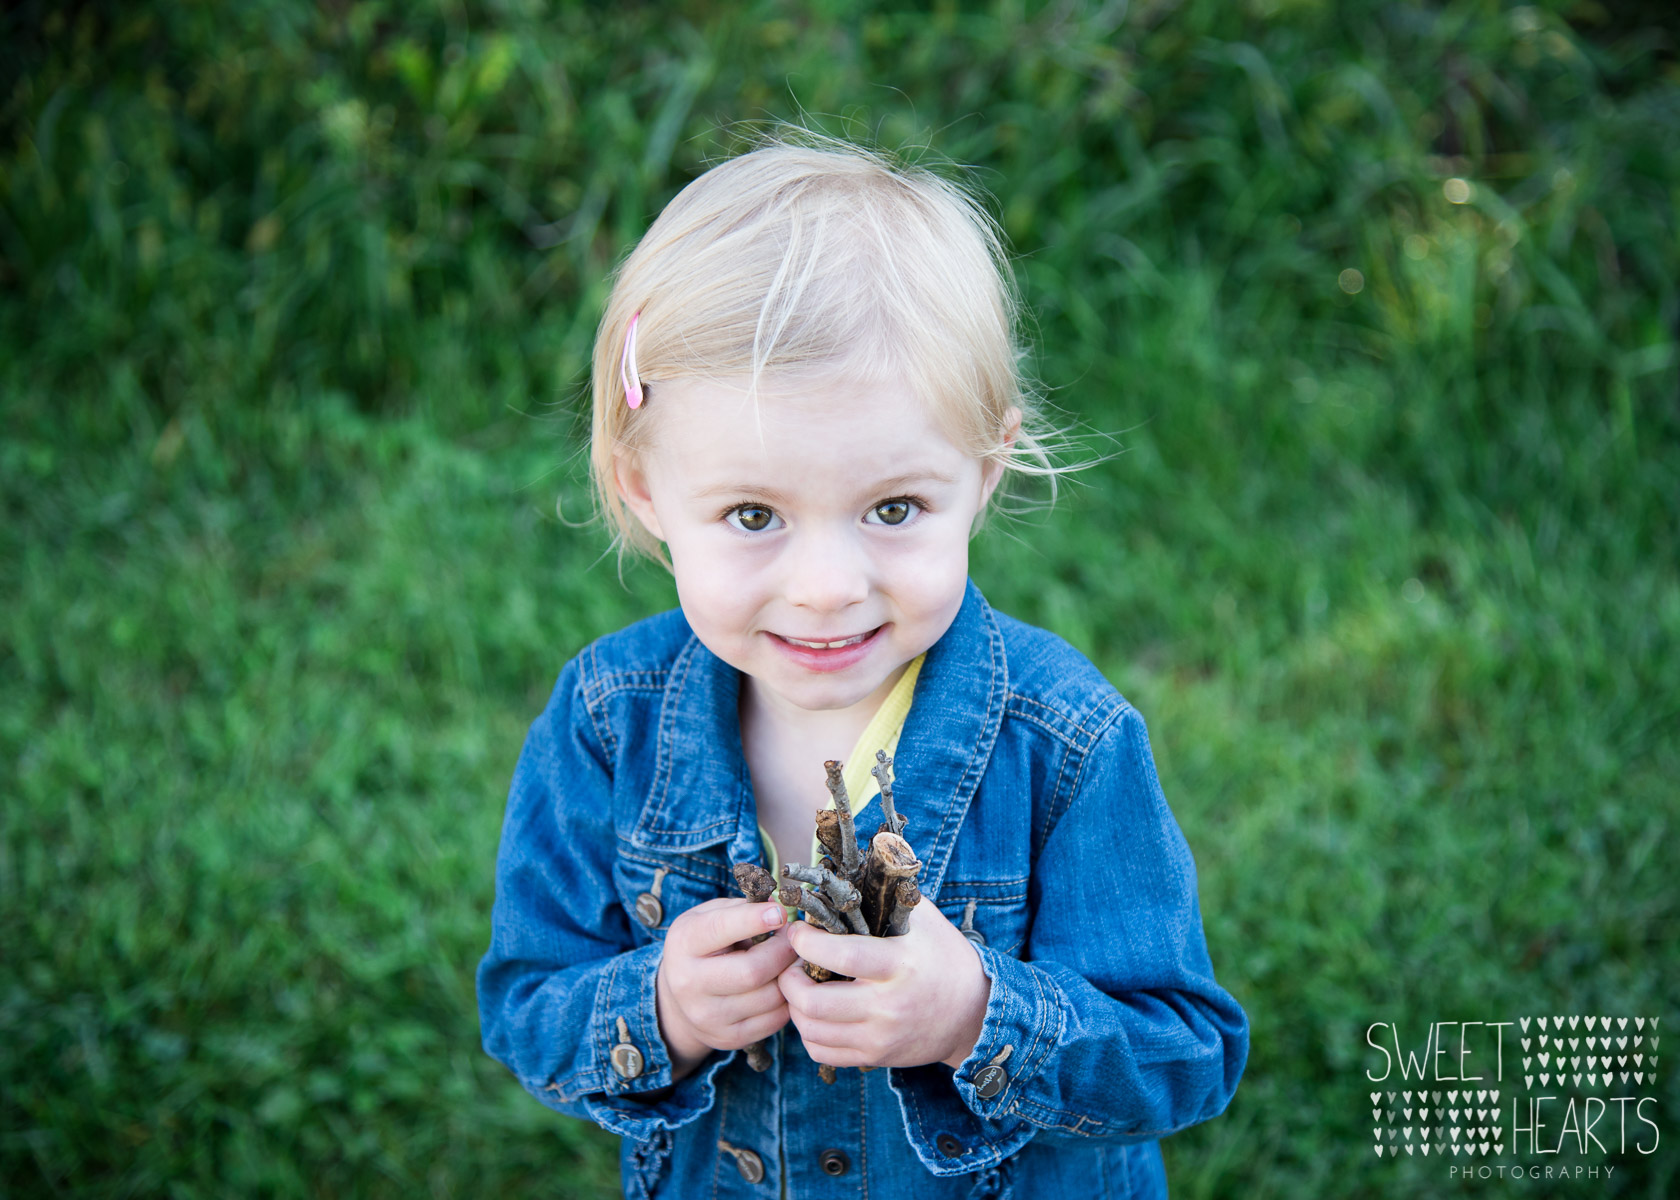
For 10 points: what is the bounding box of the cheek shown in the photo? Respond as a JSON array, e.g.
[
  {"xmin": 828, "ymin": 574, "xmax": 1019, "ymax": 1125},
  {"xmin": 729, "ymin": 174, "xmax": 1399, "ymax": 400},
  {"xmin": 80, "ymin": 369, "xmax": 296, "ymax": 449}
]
[
  {"xmin": 669, "ymin": 551, "xmax": 760, "ymax": 637},
  {"xmin": 894, "ymin": 536, "xmax": 971, "ymax": 615}
]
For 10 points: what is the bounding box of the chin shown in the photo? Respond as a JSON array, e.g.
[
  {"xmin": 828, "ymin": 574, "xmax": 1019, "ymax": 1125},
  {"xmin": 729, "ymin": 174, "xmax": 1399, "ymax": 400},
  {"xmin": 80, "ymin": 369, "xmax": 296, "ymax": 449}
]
[{"xmin": 777, "ymin": 678, "xmax": 883, "ymax": 713}]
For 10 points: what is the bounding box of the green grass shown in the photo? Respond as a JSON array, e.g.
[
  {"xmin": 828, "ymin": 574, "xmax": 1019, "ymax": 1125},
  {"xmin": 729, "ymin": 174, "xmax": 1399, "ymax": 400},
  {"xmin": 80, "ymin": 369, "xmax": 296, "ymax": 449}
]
[{"xmin": 4, "ymin": 1, "xmax": 1678, "ymax": 1197}]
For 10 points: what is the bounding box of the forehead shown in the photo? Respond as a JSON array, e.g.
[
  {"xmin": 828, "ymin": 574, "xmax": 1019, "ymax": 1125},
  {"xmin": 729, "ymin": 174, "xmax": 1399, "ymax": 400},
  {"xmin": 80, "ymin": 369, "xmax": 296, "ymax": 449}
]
[{"xmin": 640, "ymin": 374, "xmax": 977, "ymax": 475}]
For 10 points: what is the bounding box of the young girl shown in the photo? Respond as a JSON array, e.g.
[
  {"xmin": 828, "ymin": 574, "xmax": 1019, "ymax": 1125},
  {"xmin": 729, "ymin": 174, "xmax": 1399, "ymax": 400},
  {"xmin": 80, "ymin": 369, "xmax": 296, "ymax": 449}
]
[{"xmin": 478, "ymin": 136, "xmax": 1248, "ymax": 1200}]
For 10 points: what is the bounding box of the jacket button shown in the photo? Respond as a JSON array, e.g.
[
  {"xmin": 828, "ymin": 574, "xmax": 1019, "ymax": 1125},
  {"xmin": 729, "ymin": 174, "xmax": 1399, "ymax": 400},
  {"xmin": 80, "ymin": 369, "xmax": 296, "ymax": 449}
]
[
  {"xmin": 819, "ymin": 1148, "xmax": 850, "ymax": 1176},
  {"xmin": 610, "ymin": 1017, "xmax": 644, "ymax": 1079},
  {"xmin": 732, "ymin": 1148, "xmax": 765, "ymax": 1183},
  {"xmin": 936, "ymin": 1132, "xmax": 964, "ymax": 1158},
  {"xmin": 634, "ymin": 892, "xmax": 663, "ymax": 928},
  {"xmin": 973, "ymin": 1064, "xmax": 1009, "ymax": 1099},
  {"xmin": 610, "ymin": 1042, "xmax": 644, "ymax": 1079},
  {"xmin": 635, "ymin": 867, "xmax": 669, "ymax": 928}
]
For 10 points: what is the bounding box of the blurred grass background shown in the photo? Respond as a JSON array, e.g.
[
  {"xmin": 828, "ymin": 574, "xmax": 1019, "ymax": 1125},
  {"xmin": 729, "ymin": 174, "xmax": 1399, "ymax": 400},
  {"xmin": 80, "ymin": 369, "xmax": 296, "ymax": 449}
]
[{"xmin": 3, "ymin": 0, "xmax": 1677, "ymax": 1196}]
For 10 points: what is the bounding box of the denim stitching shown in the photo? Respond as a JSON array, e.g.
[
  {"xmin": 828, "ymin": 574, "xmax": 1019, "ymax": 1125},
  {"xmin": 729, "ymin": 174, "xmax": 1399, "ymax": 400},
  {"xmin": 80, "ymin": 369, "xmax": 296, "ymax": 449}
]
[
  {"xmin": 578, "ymin": 645, "xmax": 622, "ymax": 764},
  {"xmin": 937, "ymin": 880, "xmax": 1028, "ymax": 900},
  {"xmin": 587, "ymin": 668, "xmax": 673, "ymax": 697},
  {"xmin": 1039, "ymin": 703, "xmax": 1129, "ymax": 849},
  {"xmin": 1006, "ymin": 690, "xmax": 1129, "ymax": 862},
  {"xmin": 1011, "ymin": 1096, "xmax": 1107, "ymax": 1134},
  {"xmin": 640, "ymin": 637, "xmax": 695, "ymax": 836},
  {"xmin": 637, "ymin": 810, "xmax": 736, "ymax": 834},
  {"xmin": 593, "ymin": 952, "xmax": 619, "ymax": 1096},
  {"xmin": 633, "ymin": 942, "xmax": 658, "ymax": 1078},
  {"xmin": 616, "ymin": 847, "xmax": 733, "ymax": 890},
  {"xmin": 712, "ymin": 1072, "xmax": 731, "ymax": 1200},
  {"xmin": 1035, "ymin": 735, "xmax": 1073, "ymax": 862},
  {"xmin": 1006, "ymin": 959, "xmax": 1065, "ymax": 1126},
  {"xmin": 859, "ymin": 1058, "xmax": 869, "ymax": 1200},
  {"xmin": 1014, "ymin": 1093, "xmax": 1182, "ymax": 1139},
  {"xmin": 586, "ymin": 699, "xmax": 619, "ymax": 766},
  {"xmin": 1005, "ymin": 691, "xmax": 1127, "ymax": 746},
  {"xmin": 1001, "ymin": 701, "xmax": 1083, "ymax": 745},
  {"xmin": 581, "ymin": 659, "xmax": 670, "ymax": 760},
  {"xmin": 1002, "ymin": 696, "xmax": 1097, "ymax": 747}
]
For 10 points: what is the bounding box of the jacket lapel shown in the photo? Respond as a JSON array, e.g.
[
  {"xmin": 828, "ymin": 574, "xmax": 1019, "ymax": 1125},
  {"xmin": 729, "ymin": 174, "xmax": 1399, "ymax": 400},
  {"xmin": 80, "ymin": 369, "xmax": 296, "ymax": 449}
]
[{"xmin": 885, "ymin": 580, "xmax": 1007, "ymax": 901}]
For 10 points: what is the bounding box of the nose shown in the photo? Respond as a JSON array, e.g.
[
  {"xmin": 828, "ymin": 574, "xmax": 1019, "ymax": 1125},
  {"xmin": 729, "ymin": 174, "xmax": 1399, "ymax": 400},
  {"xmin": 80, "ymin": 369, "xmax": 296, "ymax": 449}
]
[{"xmin": 781, "ymin": 521, "xmax": 871, "ymax": 614}]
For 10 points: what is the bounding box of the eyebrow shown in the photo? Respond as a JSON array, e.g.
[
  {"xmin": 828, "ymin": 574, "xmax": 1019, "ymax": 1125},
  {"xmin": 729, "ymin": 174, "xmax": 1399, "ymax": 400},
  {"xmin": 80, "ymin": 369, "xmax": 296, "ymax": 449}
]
[{"xmin": 691, "ymin": 470, "xmax": 961, "ymax": 502}]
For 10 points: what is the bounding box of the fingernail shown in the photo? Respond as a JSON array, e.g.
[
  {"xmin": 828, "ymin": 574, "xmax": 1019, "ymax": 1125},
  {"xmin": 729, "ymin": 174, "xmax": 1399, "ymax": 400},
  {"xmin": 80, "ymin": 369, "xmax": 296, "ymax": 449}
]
[{"xmin": 763, "ymin": 904, "xmax": 784, "ymax": 929}]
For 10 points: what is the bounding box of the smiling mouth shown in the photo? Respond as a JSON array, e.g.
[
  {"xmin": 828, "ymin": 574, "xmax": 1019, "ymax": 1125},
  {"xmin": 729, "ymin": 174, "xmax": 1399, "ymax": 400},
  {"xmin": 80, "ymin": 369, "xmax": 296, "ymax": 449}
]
[{"xmin": 778, "ymin": 628, "xmax": 879, "ymax": 650}]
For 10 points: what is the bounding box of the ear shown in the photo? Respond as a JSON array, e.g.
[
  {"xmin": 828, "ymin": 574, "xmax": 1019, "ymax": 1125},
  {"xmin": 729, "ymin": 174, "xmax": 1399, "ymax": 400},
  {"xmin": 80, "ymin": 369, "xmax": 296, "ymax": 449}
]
[
  {"xmin": 613, "ymin": 451, "xmax": 666, "ymax": 543},
  {"xmin": 978, "ymin": 407, "xmax": 1022, "ymax": 507}
]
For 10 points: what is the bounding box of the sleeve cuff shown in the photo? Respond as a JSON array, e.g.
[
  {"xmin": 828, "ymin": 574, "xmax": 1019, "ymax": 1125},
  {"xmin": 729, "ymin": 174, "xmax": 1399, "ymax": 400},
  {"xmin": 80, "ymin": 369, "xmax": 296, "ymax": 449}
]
[
  {"xmin": 548, "ymin": 940, "xmax": 735, "ymax": 1140},
  {"xmin": 886, "ymin": 945, "xmax": 1054, "ymax": 1174}
]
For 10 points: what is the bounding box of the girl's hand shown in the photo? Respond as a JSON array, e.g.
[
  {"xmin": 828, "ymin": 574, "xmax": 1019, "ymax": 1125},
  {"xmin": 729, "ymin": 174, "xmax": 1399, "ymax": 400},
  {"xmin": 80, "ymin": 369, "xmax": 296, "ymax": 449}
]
[
  {"xmin": 777, "ymin": 900, "xmax": 991, "ymax": 1071},
  {"xmin": 656, "ymin": 898, "xmax": 797, "ymax": 1082}
]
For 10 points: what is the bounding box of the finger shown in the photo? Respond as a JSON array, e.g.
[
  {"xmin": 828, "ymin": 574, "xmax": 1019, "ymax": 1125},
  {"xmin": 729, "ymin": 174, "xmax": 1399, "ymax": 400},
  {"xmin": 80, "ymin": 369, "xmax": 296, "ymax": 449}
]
[
  {"xmin": 775, "ymin": 957, "xmax": 816, "ymax": 1001},
  {"xmin": 790, "ymin": 1028, "xmax": 874, "ymax": 1069},
  {"xmin": 773, "ymin": 955, "xmax": 871, "ymax": 1013},
  {"xmin": 778, "ymin": 973, "xmax": 871, "ymax": 1024},
  {"xmin": 700, "ymin": 981, "xmax": 790, "ymax": 1029},
  {"xmin": 680, "ymin": 898, "xmax": 787, "ymax": 956},
  {"xmin": 786, "ymin": 921, "xmax": 899, "ymax": 981},
  {"xmin": 722, "ymin": 1005, "xmax": 792, "ymax": 1048},
  {"xmin": 685, "ymin": 939, "xmax": 792, "ymax": 996},
  {"xmin": 686, "ymin": 927, "xmax": 795, "ymax": 992},
  {"xmin": 734, "ymin": 926, "xmax": 799, "ymax": 985}
]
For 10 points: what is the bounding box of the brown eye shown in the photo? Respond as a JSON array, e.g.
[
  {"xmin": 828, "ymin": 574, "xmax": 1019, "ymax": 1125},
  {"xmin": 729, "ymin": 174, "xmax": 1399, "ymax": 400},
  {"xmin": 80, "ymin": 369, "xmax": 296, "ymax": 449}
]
[
  {"xmin": 728, "ymin": 505, "xmax": 780, "ymax": 533},
  {"xmin": 869, "ymin": 499, "xmax": 917, "ymax": 526}
]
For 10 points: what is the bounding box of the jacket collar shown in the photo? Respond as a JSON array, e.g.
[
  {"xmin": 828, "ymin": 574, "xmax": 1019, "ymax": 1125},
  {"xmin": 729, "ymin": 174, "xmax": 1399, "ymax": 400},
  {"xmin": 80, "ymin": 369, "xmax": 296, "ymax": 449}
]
[
  {"xmin": 630, "ymin": 580, "xmax": 1008, "ymax": 901},
  {"xmin": 629, "ymin": 631, "xmax": 758, "ymax": 862}
]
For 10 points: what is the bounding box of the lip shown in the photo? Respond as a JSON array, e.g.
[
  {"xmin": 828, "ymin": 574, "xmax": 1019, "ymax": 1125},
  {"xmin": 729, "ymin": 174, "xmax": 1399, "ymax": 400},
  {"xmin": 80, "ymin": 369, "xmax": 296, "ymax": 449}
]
[{"xmin": 768, "ymin": 625, "xmax": 885, "ymax": 673}]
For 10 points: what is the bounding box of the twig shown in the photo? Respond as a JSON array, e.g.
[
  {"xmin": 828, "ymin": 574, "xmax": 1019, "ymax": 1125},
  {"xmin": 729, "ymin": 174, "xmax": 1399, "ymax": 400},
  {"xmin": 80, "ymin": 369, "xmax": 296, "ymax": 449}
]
[
  {"xmin": 781, "ymin": 862, "xmax": 867, "ymax": 935},
  {"xmin": 732, "ymin": 863, "xmax": 777, "ymax": 944},
  {"xmin": 871, "ymin": 749, "xmax": 906, "ymax": 836},
  {"xmin": 883, "ymin": 878, "xmax": 921, "ymax": 937},
  {"xmin": 778, "ymin": 882, "xmax": 850, "ymax": 982},
  {"xmin": 788, "ymin": 884, "xmax": 849, "ymax": 937},
  {"xmin": 822, "ymin": 760, "xmax": 863, "ymax": 877},
  {"xmin": 857, "ymin": 830, "xmax": 922, "ymax": 937},
  {"xmin": 814, "ymin": 809, "xmax": 843, "ymax": 863},
  {"xmin": 729, "ymin": 863, "xmax": 778, "ymax": 1072}
]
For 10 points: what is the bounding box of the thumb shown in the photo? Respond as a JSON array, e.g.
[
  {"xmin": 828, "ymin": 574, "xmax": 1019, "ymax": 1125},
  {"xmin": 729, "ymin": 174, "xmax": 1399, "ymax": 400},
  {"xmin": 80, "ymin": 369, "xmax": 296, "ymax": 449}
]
[
  {"xmin": 677, "ymin": 897, "xmax": 786, "ymax": 955},
  {"xmin": 788, "ymin": 920, "xmax": 898, "ymax": 981}
]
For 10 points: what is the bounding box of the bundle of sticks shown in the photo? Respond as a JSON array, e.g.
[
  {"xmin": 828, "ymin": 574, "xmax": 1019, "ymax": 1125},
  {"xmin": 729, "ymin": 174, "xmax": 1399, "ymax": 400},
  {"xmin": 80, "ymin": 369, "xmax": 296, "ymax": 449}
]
[{"xmin": 731, "ymin": 750, "xmax": 923, "ymax": 1082}]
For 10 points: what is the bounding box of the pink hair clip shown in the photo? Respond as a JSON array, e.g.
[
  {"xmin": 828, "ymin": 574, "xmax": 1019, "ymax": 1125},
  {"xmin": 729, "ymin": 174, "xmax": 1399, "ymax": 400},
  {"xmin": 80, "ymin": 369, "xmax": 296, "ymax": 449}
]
[{"xmin": 620, "ymin": 311, "xmax": 644, "ymax": 410}]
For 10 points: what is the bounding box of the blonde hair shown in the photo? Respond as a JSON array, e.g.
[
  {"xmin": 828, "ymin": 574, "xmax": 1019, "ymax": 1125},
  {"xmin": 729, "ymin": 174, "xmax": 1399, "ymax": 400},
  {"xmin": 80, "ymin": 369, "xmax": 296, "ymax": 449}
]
[{"xmin": 590, "ymin": 132, "xmax": 1061, "ymax": 562}]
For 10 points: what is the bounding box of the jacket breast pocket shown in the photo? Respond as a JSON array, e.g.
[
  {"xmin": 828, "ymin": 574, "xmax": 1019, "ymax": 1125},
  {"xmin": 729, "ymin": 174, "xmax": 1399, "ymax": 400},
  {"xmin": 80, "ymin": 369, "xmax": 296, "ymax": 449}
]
[
  {"xmin": 936, "ymin": 878, "xmax": 1029, "ymax": 957},
  {"xmin": 614, "ymin": 853, "xmax": 728, "ymax": 944}
]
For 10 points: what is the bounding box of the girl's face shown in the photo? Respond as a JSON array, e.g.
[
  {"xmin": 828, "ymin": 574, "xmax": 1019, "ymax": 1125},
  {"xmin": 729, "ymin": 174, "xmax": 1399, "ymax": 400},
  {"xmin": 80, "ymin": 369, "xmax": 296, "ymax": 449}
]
[{"xmin": 615, "ymin": 376, "xmax": 1012, "ymax": 721}]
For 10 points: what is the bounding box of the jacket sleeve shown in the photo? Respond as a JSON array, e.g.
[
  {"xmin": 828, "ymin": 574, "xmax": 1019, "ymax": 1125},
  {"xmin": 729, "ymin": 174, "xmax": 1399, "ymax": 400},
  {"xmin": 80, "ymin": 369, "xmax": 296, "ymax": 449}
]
[
  {"xmin": 889, "ymin": 703, "xmax": 1249, "ymax": 1172},
  {"xmin": 476, "ymin": 659, "xmax": 731, "ymax": 1140}
]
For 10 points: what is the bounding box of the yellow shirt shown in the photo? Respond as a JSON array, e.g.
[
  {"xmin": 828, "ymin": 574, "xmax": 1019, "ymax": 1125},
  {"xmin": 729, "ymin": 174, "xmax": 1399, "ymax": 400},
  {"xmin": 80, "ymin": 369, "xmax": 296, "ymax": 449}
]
[{"xmin": 756, "ymin": 653, "xmax": 924, "ymax": 882}]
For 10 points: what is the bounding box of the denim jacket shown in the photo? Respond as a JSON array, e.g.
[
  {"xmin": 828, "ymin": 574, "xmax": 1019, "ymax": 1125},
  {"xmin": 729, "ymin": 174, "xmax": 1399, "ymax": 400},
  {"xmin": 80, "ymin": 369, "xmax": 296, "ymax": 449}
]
[{"xmin": 478, "ymin": 581, "xmax": 1248, "ymax": 1199}]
